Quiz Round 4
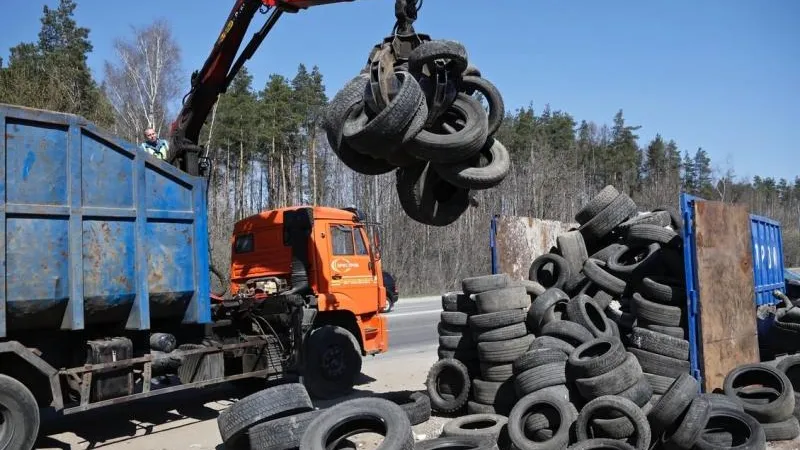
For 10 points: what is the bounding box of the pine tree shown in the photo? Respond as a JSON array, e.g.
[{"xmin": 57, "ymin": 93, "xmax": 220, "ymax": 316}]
[
  {"xmin": 694, "ymin": 147, "xmax": 713, "ymax": 197},
  {"xmin": 682, "ymin": 150, "xmax": 696, "ymax": 193}
]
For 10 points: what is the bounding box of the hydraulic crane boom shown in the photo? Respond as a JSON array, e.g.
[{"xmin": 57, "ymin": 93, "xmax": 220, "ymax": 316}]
[{"xmin": 168, "ymin": 0, "xmax": 421, "ymax": 177}]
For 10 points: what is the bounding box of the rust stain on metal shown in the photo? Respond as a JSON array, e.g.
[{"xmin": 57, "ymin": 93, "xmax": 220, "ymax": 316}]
[{"xmin": 496, "ymin": 216, "xmax": 578, "ymax": 281}]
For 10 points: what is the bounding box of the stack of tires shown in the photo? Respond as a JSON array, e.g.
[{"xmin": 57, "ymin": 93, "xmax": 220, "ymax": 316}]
[
  {"xmin": 465, "ymin": 274, "xmax": 533, "ymax": 415},
  {"xmin": 438, "ymin": 291, "xmax": 479, "ymax": 377}
]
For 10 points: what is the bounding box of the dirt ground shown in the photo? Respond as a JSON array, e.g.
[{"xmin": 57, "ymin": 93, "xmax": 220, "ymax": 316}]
[{"xmin": 37, "ymin": 345, "xmax": 445, "ymax": 450}]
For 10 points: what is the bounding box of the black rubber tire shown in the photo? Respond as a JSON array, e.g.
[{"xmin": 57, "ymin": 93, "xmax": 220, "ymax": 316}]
[
  {"xmin": 415, "ymin": 436, "xmax": 495, "ymax": 450},
  {"xmin": 438, "ymin": 347, "xmax": 479, "ymax": 361},
  {"xmin": 614, "ymin": 377, "xmax": 654, "ymax": 408},
  {"xmin": 418, "ymin": 165, "xmax": 471, "ymax": 227},
  {"xmin": 568, "ymin": 336, "xmax": 628, "ymax": 378},
  {"xmin": 528, "ymin": 336, "xmax": 576, "ymax": 355},
  {"xmin": 396, "ymin": 162, "xmax": 434, "ymax": 224},
  {"xmin": 527, "ymin": 288, "xmax": 570, "ymax": 334},
  {"xmin": 646, "ymin": 373, "xmax": 678, "ymax": 395},
  {"xmin": 343, "ymin": 71, "xmax": 424, "ymax": 157},
  {"xmin": 558, "ymin": 230, "xmax": 590, "ymax": 291},
  {"xmin": 639, "ymin": 276, "xmax": 686, "ymax": 305},
  {"xmin": 426, "ymin": 358, "xmax": 471, "ymax": 413},
  {"xmin": 529, "ymin": 254, "xmax": 571, "ymax": 290},
  {"xmin": 0, "ymin": 374, "xmax": 40, "ymax": 450},
  {"xmin": 617, "ymin": 211, "xmax": 672, "ymax": 230},
  {"xmin": 659, "ymin": 395, "xmax": 712, "ymax": 450},
  {"xmin": 472, "ymin": 379, "xmax": 517, "ymax": 415},
  {"xmin": 460, "ymin": 76, "xmax": 504, "ymax": 136},
  {"xmin": 628, "ymin": 327, "xmax": 689, "ymax": 360},
  {"xmin": 606, "ymin": 243, "xmax": 663, "ymax": 282},
  {"xmin": 438, "ymin": 323, "xmax": 469, "ymax": 337},
  {"xmin": 694, "ymin": 407, "xmax": 766, "ymax": 450},
  {"xmin": 469, "ymin": 309, "xmax": 526, "ymax": 329},
  {"xmin": 217, "ymin": 383, "xmax": 313, "ymax": 444},
  {"xmin": 508, "ymin": 390, "xmax": 576, "ymax": 450},
  {"xmin": 631, "ymin": 293, "xmax": 683, "ymax": 327},
  {"xmin": 648, "ymin": 373, "xmax": 699, "ymax": 434},
  {"xmin": 442, "ymin": 292, "xmax": 476, "ymax": 313},
  {"xmin": 575, "ymin": 396, "xmax": 651, "ymax": 450},
  {"xmin": 408, "ymin": 39, "xmax": 469, "ymax": 76},
  {"xmin": 479, "ymin": 363, "xmax": 514, "ymax": 382},
  {"xmin": 514, "ymin": 362, "xmax": 568, "ymax": 397},
  {"xmin": 439, "ymin": 334, "xmax": 475, "ymax": 350},
  {"xmin": 583, "ymin": 259, "xmax": 626, "ymax": 296},
  {"xmin": 441, "ymin": 414, "xmax": 508, "ymax": 447},
  {"xmin": 323, "ymin": 75, "xmax": 397, "ymax": 175},
  {"xmin": 376, "ymin": 391, "xmax": 432, "ymax": 426},
  {"xmin": 247, "ymin": 409, "xmax": 321, "ymax": 450},
  {"xmin": 762, "ymin": 416, "xmax": 800, "ymax": 441},
  {"xmin": 541, "ymin": 320, "xmax": 594, "ymax": 347},
  {"xmin": 467, "ymin": 401, "xmax": 497, "ymax": 415},
  {"xmin": 638, "ymin": 320, "xmax": 686, "ymax": 339},
  {"xmin": 473, "ymin": 322, "xmax": 528, "ymax": 343},
  {"xmin": 628, "ymin": 348, "xmax": 690, "ymax": 378},
  {"xmin": 703, "ymin": 392, "xmax": 744, "ymax": 412},
  {"xmin": 442, "ymin": 311, "xmax": 470, "ymax": 327},
  {"xmin": 432, "ymin": 137, "xmax": 510, "ymax": 191},
  {"xmin": 300, "ymin": 397, "xmax": 414, "ymax": 450},
  {"xmin": 463, "ymin": 274, "xmax": 510, "ymax": 295},
  {"xmin": 579, "ymin": 194, "xmax": 638, "ymax": 245},
  {"xmin": 474, "ymin": 286, "xmax": 529, "ymax": 314},
  {"xmin": 514, "ymin": 348, "xmax": 570, "ymax": 375},
  {"xmin": 518, "ymin": 279, "xmax": 547, "ymax": 297},
  {"xmin": 409, "ymin": 93, "xmax": 489, "ymax": 164},
  {"xmin": 626, "ymin": 224, "xmax": 682, "ymax": 248},
  {"xmin": 576, "ymin": 185, "xmax": 620, "ymax": 225},
  {"xmin": 567, "ymin": 294, "xmax": 613, "ymax": 338},
  {"xmin": 568, "ymin": 439, "xmax": 636, "ymax": 450},
  {"xmin": 654, "ymin": 206, "xmax": 684, "ymax": 230},
  {"xmin": 574, "ymin": 352, "xmax": 643, "ymax": 400},
  {"xmin": 723, "ymin": 363, "xmax": 795, "ymax": 424},
  {"xmin": 477, "ymin": 335, "xmax": 535, "ymax": 363},
  {"xmin": 590, "ymin": 243, "xmax": 626, "ymax": 264},
  {"xmin": 303, "ymin": 325, "xmax": 363, "ymax": 399},
  {"xmin": 775, "ymin": 354, "xmax": 800, "ymax": 420}
]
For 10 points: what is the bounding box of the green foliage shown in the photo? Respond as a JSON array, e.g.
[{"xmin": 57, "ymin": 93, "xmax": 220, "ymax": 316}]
[{"xmin": 0, "ymin": 0, "xmax": 113, "ymax": 127}]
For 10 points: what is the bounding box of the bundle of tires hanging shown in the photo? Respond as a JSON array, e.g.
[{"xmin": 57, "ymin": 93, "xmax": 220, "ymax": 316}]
[{"xmin": 322, "ymin": 37, "xmax": 510, "ymax": 226}]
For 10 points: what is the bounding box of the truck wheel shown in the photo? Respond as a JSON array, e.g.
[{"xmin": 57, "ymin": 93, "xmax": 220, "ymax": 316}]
[
  {"xmin": 0, "ymin": 374, "xmax": 40, "ymax": 450},
  {"xmin": 303, "ymin": 325, "xmax": 362, "ymax": 400}
]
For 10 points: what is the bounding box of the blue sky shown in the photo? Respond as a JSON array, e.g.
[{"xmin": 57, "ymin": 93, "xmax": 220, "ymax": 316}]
[{"xmin": 1, "ymin": 0, "xmax": 798, "ymax": 182}]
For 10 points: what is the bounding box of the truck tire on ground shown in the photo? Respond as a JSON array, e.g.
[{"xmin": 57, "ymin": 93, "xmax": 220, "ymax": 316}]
[
  {"xmin": 0, "ymin": 374, "xmax": 39, "ymax": 450},
  {"xmin": 216, "ymin": 383, "xmax": 313, "ymax": 446},
  {"xmin": 303, "ymin": 325, "xmax": 363, "ymax": 400}
]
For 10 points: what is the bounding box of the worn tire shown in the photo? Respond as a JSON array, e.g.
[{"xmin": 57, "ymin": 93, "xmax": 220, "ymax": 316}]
[
  {"xmin": 694, "ymin": 407, "xmax": 766, "ymax": 450},
  {"xmin": 648, "ymin": 373, "xmax": 699, "ymax": 434},
  {"xmin": 409, "ymin": 93, "xmax": 489, "ymax": 164},
  {"xmin": 576, "ymin": 185, "xmax": 620, "ymax": 225},
  {"xmin": 463, "ymin": 274, "xmax": 510, "ymax": 295},
  {"xmin": 474, "ymin": 286, "xmax": 530, "ymax": 314},
  {"xmin": 300, "ymin": 397, "xmax": 414, "ymax": 450},
  {"xmin": 575, "ymin": 396, "xmax": 651, "ymax": 450},
  {"xmin": 529, "ymin": 254, "xmax": 572, "ymax": 290},
  {"xmin": 639, "ymin": 276, "xmax": 686, "ymax": 305},
  {"xmin": 376, "ymin": 390, "xmax": 432, "ymax": 426},
  {"xmin": 514, "ymin": 348, "xmax": 570, "ymax": 375},
  {"xmin": 574, "ymin": 352, "xmax": 643, "ymax": 400},
  {"xmin": 606, "ymin": 243, "xmax": 663, "ymax": 282},
  {"xmin": 433, "ymin": 137, "xmax": 510, "ymax": 190},
  {"xmin": 442, "ymin": 311, "xmax": 469, "ymax": 327},
  {"xmin": 568, "ymin": 336, "xmax": 628, "ymax": 378},
  {"xmin": 247, "ymin": 410, "xmax": 321, "ymax": 450},
  {"xmin": 541, "ymin": 320, "xmax": 594, "ymax": 347},
  {"xmin": 0, "ymin": 374, "xmax": 40, "ymax": 450},
  {"xmin": 723, "ymin": 363, "xmax": 795, "ymax": 423},
  {"xmin": 460, "ymin": 76, "xmax": 504, "ymax": 136},
  {"xmin": 442, "ymin": 414, "xmax": 508, "ymax": 447},
  {"xmin": 527, "ymin": 288, "xmax": 570, "ymax": 334},
  {"xmin": 628, "ymin": 327, "xmax": 689, "ymax": 360},
  {"xmin": 217, "ymin": 383, "xmax": 313, "ymax": 445},
  {"xmin": 626, "ymin": 224, "xmax": 682, "ymax": 248},
  {"xmin": 776, "ymin": 355, "xmax": 800, "ymax": 420},
  {"xmin": 473, "ymin": 322, "xmax": 528, "ymax": 343},
  {"xmin": 469, "ymin": 309, "xmax": 526, "ymax": 329},
  {"xmin": 442, "ymin": 291, "xmax": 476, "ymax": 313},
  {"xmin": 480, "ymin": 363, "xmax": 514, "ymax": 382},
  {"xmin": 477, "ymin": 335, "xmax": 535, "ymax": 363},
  {"xmin": 415, "ymin": 436, "xmax": 495, "ymax": 450},
  {"xmin": 529, "ymin": 336, "xmax": 576, "ymax": 355},
  {"xmin": 659, "ymin": 396, "xmax": 712, "ymax": 450},
  {"xmin": 567, "ymin": 294, "xmax": 613, "ymax": 338},
  {"xmin": 631, "ymin": 293, "xmax": 684, "ymax": 327},
  {"xmin": 472, "ymin": 379, "xmax": 517, "ymax": 415},
  {"xmin": 508, "ymin": 390, "xmax": 577, "ymax": 450},
  {"xmin": 408, "ymin": 39, "xmax": 468, "ymax": 75},
  {"xmin": 762, "ymin": 416, "xmax": 800, "ymax": 441},
  {"xmin": 583, "ymin": 259, "xmax": 626, "ymax": 296},
  {"xmin": 514, "ymin": 362, "xmax": 568, "ymax": 397},
  {"xmin": 426, "ymin": 358, "xmax": 471, "ymax": 413},
  {"xmin": 579, "ymin": 194, "xmax": 638, "ymax": 245},
  {"xmin": 628, "ymin": 348, "xmax": 690, "ymax": 378}
]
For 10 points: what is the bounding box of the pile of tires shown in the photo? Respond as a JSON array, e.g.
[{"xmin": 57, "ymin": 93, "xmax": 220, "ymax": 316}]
[{"xmin": 323, "ymin": 39, "xmax": 511, "ymax": 226}]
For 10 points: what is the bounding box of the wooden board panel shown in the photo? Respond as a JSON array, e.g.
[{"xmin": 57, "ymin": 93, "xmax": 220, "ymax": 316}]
[{"xmin": 694, "ymin": 201, "xmax": 758, "ymax": 392}]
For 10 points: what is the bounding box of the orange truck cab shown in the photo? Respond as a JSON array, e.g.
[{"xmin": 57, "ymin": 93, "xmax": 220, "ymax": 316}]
[{"xmin": 228, "ymin": 205, "xmax": 389, "ymax": 398}]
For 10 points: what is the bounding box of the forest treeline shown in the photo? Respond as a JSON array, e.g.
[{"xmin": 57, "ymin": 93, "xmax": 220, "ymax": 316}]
[{"xmin": 1, "ymin": 1, "xmax": 797, "ymax": 294}]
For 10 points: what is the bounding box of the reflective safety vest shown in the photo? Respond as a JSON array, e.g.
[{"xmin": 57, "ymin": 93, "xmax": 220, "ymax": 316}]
[{"xmin": 141, "ymin": 139, "xmax": 169, "ymax": 160}]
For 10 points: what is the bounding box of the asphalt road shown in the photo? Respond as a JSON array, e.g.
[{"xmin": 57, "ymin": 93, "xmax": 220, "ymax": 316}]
[{"xmin": 384, "ymin": 295, "xmax": 441, "ymax": 354}]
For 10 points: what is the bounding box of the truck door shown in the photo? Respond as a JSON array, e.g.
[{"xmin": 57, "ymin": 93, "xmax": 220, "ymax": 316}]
[{"xmin": 328, "ymin": 223, "xmax": 380, "ymax": 314}]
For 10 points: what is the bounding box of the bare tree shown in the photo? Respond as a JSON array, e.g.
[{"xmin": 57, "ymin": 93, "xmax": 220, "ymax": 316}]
[{"xmin": 103, "ymin": 19, "xmax": 182, "ymax": 143}]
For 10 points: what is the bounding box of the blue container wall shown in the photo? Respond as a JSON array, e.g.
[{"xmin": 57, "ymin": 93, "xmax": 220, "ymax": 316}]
[
  {"xmin": 0, "ymin": 104, "xmax": 210, "ymax": 338},
  {"xmin": 750, "ymin": 215, "xmax": 785, "ymax": 306}
]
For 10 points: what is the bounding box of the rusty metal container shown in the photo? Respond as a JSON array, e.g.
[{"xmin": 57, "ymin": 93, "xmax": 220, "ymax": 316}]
[{"xmin": 0, "ymin": 104, "xmax": 210, "ymax": 337}]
